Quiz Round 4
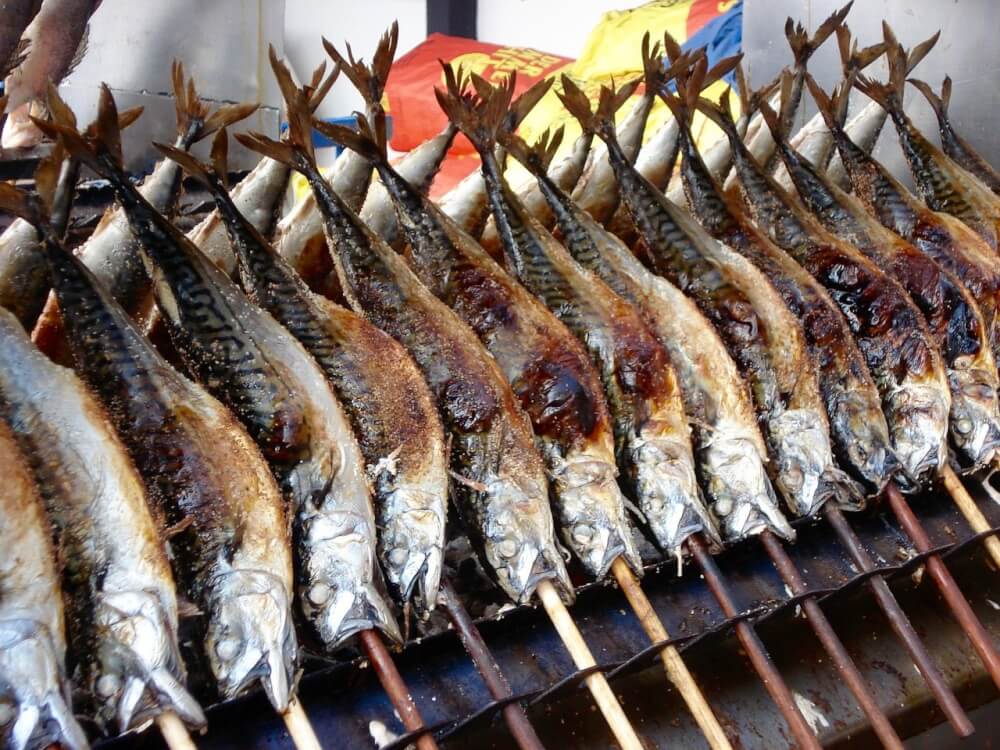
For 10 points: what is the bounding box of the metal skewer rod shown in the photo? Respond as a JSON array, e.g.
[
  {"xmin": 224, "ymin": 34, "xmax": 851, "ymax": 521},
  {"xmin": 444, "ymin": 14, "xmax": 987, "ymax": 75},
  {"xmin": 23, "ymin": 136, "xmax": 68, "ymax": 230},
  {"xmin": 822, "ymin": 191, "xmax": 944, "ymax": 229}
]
[
  {"xmin": 941, "ymin": 465, "xmax": 1000, "ymax": 569},
  {"xmin": 686, "ymin": 534, "xmax": 822, "ymax": 750},
  {"xmin": 279, "ymin": 698, "xmax": 323, "ymax": 750},
  {"xmin": 610, "ymin": 557, "xmax": 733, "ymax": 750},
  {"xmin": 823, "ymin": 502, "xmax": 974, "ymax": 737},
  {"xmin": 438, "ymin": 580, "xmax": 546, "ymax": 750},
  {"xmin": 359, "ymin": 628, "xmax": 440, "ymax": 750},
  {"xmin": 883, "ymin": 482, "xmax": 1000, "ymax": 691},
  {"xmin": 535, "ymin": 578, "xmax": 645, "ymax": 750},
  {"xmin": 758, "ymin": 530, "xmax": 904, "ymax": 750},
  {"xmin": 155, "ymin": 711, "xmax": 199, "ymax": 750}
]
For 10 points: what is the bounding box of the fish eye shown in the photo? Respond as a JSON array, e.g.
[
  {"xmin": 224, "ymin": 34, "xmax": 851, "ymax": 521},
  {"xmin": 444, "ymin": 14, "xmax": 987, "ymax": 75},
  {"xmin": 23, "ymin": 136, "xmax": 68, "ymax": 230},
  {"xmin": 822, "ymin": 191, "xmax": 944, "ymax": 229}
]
[
  {"xmin": 308, "ymin": 582, "xmax": 331, "ymax": 605},
  {"xmin": 215, "ymin": 638, "xmax": 240, "ymax": 661},
  {"xmin": 96, "ymin": 673, "xmax": 121, "ymax": 698},
  {"xmin": 497, "ymin": 538, "xmax": 519, "ymax": 558}
]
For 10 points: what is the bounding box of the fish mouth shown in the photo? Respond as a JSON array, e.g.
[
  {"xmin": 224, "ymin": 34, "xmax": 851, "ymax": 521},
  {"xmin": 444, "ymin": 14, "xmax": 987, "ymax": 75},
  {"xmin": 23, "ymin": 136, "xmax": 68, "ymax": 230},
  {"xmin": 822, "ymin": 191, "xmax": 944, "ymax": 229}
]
[
  {"xmin": 206, "ymin": 569, "xmax": 298, "ymax": 712},
  {"xmin": 886, "ymin": 383, "xmax": 951, "ymax": 492},
  {"xmin": 698, "ymin": 421, "xmax": 792, "ymax": 542},
  {"xmin": 550, "ymin": 453, "xmax": 642, "ymax": 579},
  {"xmin": 630, "ymin": 430, "xmax": 722, "ymax": 554},
  {"xmin": 377, "ymin": 485, "xmax": 448, "ymax": 613},
  {"xmin": 830, "ymin": 391, "xmax": 900, "ymax": 494},
  {"xmin": 93, "ymin": 589, "xmax": 205, "ymax": 733},
  {"xmin": 769, "ymin": 409, "xmax": 866, "ymax": 517},
  {"xmin": 947, "ymin": 366, "xmax": 1000, "ymax": 471},
  {"xmin": 0, "ymin": 618, "xmax": 89, "ymax": 750},
  {"xmin": 481, "ymin": 474, "xmax": 575, "ymax": 604}
]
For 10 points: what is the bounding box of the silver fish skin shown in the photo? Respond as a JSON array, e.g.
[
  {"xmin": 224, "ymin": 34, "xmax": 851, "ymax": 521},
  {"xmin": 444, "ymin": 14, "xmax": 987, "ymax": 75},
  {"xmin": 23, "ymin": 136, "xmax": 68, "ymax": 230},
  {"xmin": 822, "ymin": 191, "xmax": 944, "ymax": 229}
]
[
  {"xmin": 170, "ymin": 149, "xmax": 448, "ymax": 612},
  {"xmin": 39, "ymin": 222, "xmax": 298, "ymax": 711},
  {"xmin": 63, "ymin": 112, "xmax": 401, "ymax": 650},
  {"xmin": 345, "ymin": 133, "xmax": 640, "ymax": 580},
  {"xmin": 0, "ymin": 418, "xmax": 89, "ymax": 750},
  {"xmin": 1, "ymin": 0, "xmax": 100, "ymax": 148},
  {"xmin": 769, "ymin": 114, "xmax": 1000, "ymax": 471},
  {"xmin": 0, "ymin": 309, "xmax": 204, "ymax": 735}
]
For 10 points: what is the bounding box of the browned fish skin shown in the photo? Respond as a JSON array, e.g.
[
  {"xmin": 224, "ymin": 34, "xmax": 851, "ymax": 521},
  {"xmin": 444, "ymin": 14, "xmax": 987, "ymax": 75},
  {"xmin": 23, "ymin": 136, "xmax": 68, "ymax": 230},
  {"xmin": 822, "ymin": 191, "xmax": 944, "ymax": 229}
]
[
  {"xmin": 0, "ymin": 416, "xmax": 89, "ymax": 750},
  {"xmin": 0, "ymin": 306, "xmax": 204, "ymax": 734}
]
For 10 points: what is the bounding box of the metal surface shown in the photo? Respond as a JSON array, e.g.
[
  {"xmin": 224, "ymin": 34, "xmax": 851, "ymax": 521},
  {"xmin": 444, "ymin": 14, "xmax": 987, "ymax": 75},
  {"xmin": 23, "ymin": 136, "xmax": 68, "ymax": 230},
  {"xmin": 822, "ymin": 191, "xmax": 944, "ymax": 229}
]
[{"xmin": 742, "ymin": 0, "xmax": 1000, "ymax": 187}]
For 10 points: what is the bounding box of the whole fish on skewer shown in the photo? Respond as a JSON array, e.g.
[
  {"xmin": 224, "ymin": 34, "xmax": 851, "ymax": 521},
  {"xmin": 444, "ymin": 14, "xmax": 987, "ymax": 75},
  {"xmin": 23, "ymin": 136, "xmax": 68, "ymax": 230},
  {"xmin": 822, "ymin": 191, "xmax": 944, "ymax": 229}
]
[
  {"xmin": 237, "ymin": 54, "xmax": 573, "ymax": 605},
  {"xmin": 319, "ymin": 75, "xmax": 643, "ymax": 578},
  {"xmin": 562, "ymin": 73, "xmax": 885, "ymax": 520},
  {"xmin": 0, "ymin": 299, "xmax": 204, "ymax": 734},
  {"xmin": 507, "ymin": 122, "xmax": 775, "ymax": 547},
  {"xmin": 158, "ymin": 121, "xmax": 448, "ymax": 612},
  {"xmin": 763, "ymin": 84, "xmax": 1000, "ymax": 472},
  {"xmin": 444, "ymin": 69, "xmax": 721, "ymax": 557},
  {"xmin": 809, "ymin": 76, "xmax": 1000, "ymax": 362},
  {"xmin": 31, "ymin": 65, "xmax": 257, "ymax": 361},
  {"xmin": 4, "ymin": 169, "xmax": 299, "ymax": 709},
  {"xmin": 671, "ymin": 69, "xmax": 945, "ymax": 491},
  {"xmin": 40, "ymin": 86, "xmax": 401, "ymax": 650},
  {"xmin": 854, "ymin": 27, "xmax": 1000, "ymax": 253},
  {"xmin": 0, "ymin": 417, "xmax": 89, "ymax": 750},
  {"xmin": 909, "ymin": 76, "xmax": 1000, "ymax": 197}
]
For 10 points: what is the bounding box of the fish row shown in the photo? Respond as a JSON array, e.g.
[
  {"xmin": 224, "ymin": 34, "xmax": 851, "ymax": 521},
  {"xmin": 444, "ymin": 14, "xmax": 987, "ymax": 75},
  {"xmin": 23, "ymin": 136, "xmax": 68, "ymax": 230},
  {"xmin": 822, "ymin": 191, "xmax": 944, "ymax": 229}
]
[{"xmin": 3, "ymin": 10, "xmax": 1000, "ymax": 749}]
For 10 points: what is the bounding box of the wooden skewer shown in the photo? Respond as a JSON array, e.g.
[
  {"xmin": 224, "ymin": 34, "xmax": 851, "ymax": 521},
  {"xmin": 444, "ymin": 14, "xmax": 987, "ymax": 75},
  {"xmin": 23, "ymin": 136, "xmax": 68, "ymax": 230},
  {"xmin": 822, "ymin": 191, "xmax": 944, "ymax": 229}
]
[
  {"xmin": 941, "ymin": 465, "xmax": 1000, "ymax": 568},
  {"xmin": 155, "ymin": 711, "xmax": 199, "ymax": 750},
  {"xmin": 535, "ymin": 579, "xmax": 644, "ymax": 750},
  {"xmin": 280, "ymin": 697, "xmax": 323, "ymax": 750},
  {"xmin": 610, "ymin": 558, "xmax": 732, "ymax": 750}
]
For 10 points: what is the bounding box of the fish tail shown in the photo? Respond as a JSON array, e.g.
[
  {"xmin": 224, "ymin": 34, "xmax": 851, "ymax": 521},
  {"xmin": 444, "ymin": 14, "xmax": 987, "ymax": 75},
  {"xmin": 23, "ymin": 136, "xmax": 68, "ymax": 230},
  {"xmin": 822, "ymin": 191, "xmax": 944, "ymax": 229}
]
[
  {"xmin": 908, "ymin": 76, "xmax": 951, "ymax": 125},
  {"xmin": 733, "ymin": 62, "xmax": 779, "ymax": 126},
  {"xmin": 32, "ymin": 83, "xmax": 123, "ymax": 181},
  {"xmin": 805, "ymin": 73, "xmax": 851, "ymax": 135},
  {"xmin": 835, "ymin": 23, "xmax": 887, "ymax": 75},
  {"xmin": 313, "ymin": 111, "xmax": 389, "ymax": 166},
  {"xmin": 853, "ymin": 25, "xmax": 908, "ymax": 115},
  {"xmin": 499, "ymin": 125, "xmax": 565, "ymax": 179},
  {"xmin": 322, "ymin": 22, "xmax": 398, "ymax": 114},
  {"xmin": 639, "ymin": 31, "xmax": 667, "ymax": 94},
  {"xmin": 154, "ymin": 128, "xmax": 232, "ymax": 193},
  {"xmin": 435, "ymin": 63, "xmax": 514, "ymax": 155},
  {"xmin": 171, "ymin": 60, "xmax": 258, "ymax": 145},
  {"xmin": 695, "ymin": 88, "xmax": 741, "ymax": 142},
  {"xmin": 785, "ymin": 1, "xmax": 852, "ymax": 67}
]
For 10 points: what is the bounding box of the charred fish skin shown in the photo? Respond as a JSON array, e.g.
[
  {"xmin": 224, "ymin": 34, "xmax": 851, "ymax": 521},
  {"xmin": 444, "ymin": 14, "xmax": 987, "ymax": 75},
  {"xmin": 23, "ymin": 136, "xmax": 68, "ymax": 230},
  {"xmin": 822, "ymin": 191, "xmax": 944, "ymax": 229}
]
[
  {"xmin": 0, "ymin": 309, "xmax": 205, "ymax": 735},
  {"xmin": 910, "ymin": 77, "xmax": 1000, "ymax": 196},
  {"xmin": 322, "ymin": 116, "xmax": 642, "ymax": 580},
  {"xmin": 768, "ymin": 103, "xmax": 1000, "ymax": 472},
  {"xmin": 702, "ymin": 94, "xmax": 956, "ymax": 488},
  {"xmin": 159, "ymin": 139, "xmax": 448, "ymax": 613},
  {"xmin": 238, "ymin": 60, "xmax": 573, "ymax": 605},
  {"xmin": 38, "ymin": 213, "xmax": 299, "ymax": 711},
  {"xmin": 0, "ymin": 418, "xmax": 89, "ymax": 750},
  {"xmin": 44, "ymin": 90, "xmax": 402, "ymax": 651},
  {"xmin": 444, "ymin": 75, "xmax": 713, "ymax": 559}
]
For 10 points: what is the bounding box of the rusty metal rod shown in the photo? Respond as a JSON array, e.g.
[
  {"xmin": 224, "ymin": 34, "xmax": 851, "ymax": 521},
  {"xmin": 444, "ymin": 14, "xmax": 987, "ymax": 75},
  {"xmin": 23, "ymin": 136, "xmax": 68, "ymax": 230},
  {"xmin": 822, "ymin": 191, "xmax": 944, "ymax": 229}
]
[
  {"xmin": 759, "ymin": 530, "xmax": 903, "ymax": 750},
  {"xmin": 358, "ymin": 628, "xmax": 440, "ymax": 750},
  {"xmin": 822, "ymin": 502, "xmax": 974, "ymax": 738},
  {"xmin": 884, "ymin": 482, "xmax": 1000, "ymax": 691},
  {"xmin": 686, "ymin": 535, "xmax": 822, "ymax": 750},
  {"xmin": 438, "ymin": 581, "xmax": 546, "ymax": 750}
]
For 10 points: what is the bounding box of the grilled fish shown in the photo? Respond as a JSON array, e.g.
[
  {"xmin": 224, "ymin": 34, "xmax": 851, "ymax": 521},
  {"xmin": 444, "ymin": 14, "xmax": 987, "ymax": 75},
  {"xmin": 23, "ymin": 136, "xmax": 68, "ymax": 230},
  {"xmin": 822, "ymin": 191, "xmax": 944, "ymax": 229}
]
[
  {"xmin": 766, "ymin": 90, "xmax": 1000, "ymax": 472},
  {"xmin": 43, "ymin": 87, "xmax": 401, "ymax": 650},
  {"xmin": 322, "ymin": 98, "xmax": 642, "ymax": 578},
  {"xmin": 1, "ymin": 0, "xmax": 100, "ymax": 148},
  {"xmin": 0, "ymin": 302, "xmax": 204, "ymax": 734},
  {"xmin": 909, "ymin": 76, "xmax": 1000, "ymax": 197},
  {"xmin": 448, "ymin": 72, "xmax": 717, "ymax": 558},
  {"xmin": 660, "ymin": 70, "xmax": 879, "ymax": 505},
  {"xmin": 855, "ymin": 30, "xmax": 1000, "ymax": 253},
  {"xmin": 238, "ymin": 57, "xmax": 573, "ymax": 605},
  {"xmin": 0, "ymin": 417, "xmax": 88, "ymax": 750},
  {"xmin": 159, "ymin": 126, "xmax": 448, "ymax": 613},
  {"xmin": 511, "ymin": 125, "xmax": 767, "ymax": 545},
  {"xmin": 13, "ymin": 175, "xmax": 300, "ymax": 709},
  {"xmin": 31, "ymin": 69, "xmax": 256, "ymax": 362}
]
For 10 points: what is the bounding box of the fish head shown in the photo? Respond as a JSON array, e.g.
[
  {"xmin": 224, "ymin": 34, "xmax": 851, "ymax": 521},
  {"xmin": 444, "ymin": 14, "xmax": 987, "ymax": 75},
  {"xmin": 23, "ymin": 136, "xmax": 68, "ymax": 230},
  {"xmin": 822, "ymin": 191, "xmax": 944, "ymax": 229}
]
[
  {"xmin": 886, "ymin": 382, "xmax": 951, "ymax": 492},
  {"xmin": 0, "ymin": 618, "xmax": 88, "ymax": 750},
  {"xmin": 551, "ymin": 452, "xmax": 642, "ymax": 578},
  {"xmin": 481, "ymin": 473, "xmax": 575, "ymax": 604},
  {"xmin": 377, "ymin": 482, "xmax": 448, "ymax": 613},
  {"xmin": 830, "ymin": 390, "xmax": 899, "ymax": 494},
  {"xmin": 92, "ymin": 588, "xmax": 205, "ymax": 733},
  {"xmin": 947, "ymin": 366, "xmax": 1000, "ymax": 470},
  {"xmin": 206, "ymin": 569, "xmax": 297, "ymax": 712}
]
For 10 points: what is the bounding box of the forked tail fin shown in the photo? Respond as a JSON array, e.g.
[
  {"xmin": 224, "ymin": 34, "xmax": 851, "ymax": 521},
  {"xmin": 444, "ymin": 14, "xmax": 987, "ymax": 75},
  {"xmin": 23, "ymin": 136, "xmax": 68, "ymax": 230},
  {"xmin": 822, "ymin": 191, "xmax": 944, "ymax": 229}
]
[
  {"xmin": 171, "ymin": 60, "xmax": 259, "ymax": 144},
  {"xmin": 322, "ymin": 21, "xmax": 398, "ymax": 114},
  {"xmin": 499, "ymin": 126, "xmax": 565, "ymax": 178},
  {"xmin": 312, "ymin": 109, "xmax": 389, "ymax": 166},
  {"xmin": 556, "ymin": 74, "xmax": 640, "ymax": 143},
  {"xmin": 435, "ymin": 64, "xmax": 517, "ymax": 155},
  {"xmin": 836, "ymin": 23, "xmax": 886, "ymax": 76},
  {"xmin": 806, "ymin": 73, "xmax": 852, "ymax": 135},
  {"xmin": 908, "ymin": 75, "xmax": 951, "ymax": 122},
  {"xmin": 785, "ymin": 2, "xmax": 852, "ymax": 68},
  {"xmin": 154, "ymin": 128, "xmax": 232, "ymax": 194}
]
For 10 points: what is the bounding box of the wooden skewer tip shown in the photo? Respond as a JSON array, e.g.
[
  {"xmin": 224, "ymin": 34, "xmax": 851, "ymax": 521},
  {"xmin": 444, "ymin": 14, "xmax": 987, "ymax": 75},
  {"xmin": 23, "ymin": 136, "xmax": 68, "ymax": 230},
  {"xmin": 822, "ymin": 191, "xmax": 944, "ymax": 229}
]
[
  {"xmin": 281, "ymin": 696, "xmax": 324, "ymax": 750},
  {"xmin": 155, "ymin": 711, "xmax": 199, "ymax": 750}
]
